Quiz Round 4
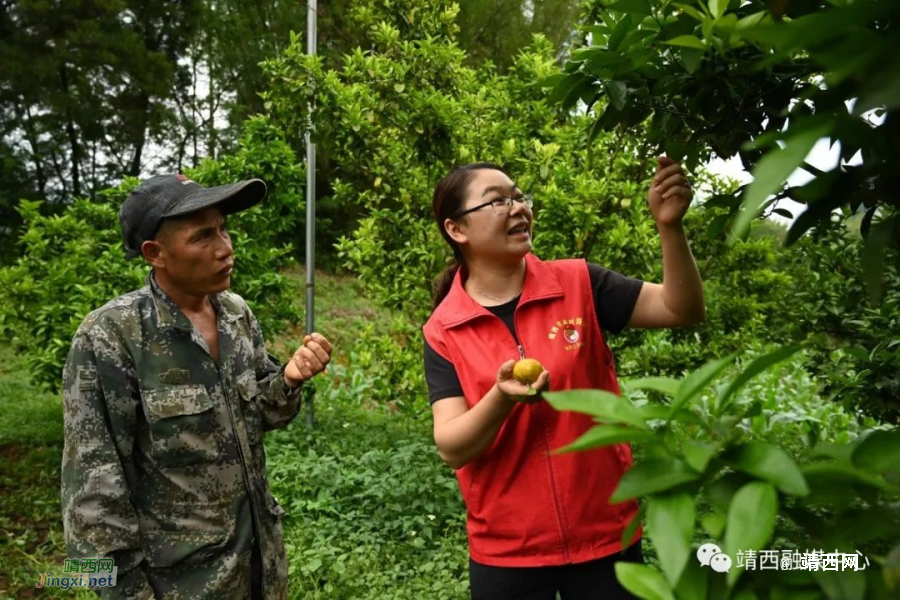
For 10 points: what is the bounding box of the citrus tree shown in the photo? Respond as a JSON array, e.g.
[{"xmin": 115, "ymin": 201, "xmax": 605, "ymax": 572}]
[{"xmin": 550, "ymin": 0, "xmax": 899, "ymax": 300}]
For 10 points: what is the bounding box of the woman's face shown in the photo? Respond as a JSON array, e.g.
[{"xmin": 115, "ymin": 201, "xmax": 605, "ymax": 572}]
[{"xmin": 453, "ymin": 169, "xmax": 533, "ymax": 262}]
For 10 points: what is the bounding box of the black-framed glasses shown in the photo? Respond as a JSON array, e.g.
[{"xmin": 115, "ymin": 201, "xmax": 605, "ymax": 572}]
[{"xmin": 453, "ymin": 194, "xmax": 534, "ymax": 219}]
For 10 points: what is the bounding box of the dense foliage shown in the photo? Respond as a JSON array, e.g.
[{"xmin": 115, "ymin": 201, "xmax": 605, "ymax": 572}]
[
  {"xmin": 260, "ymin": 0, "xmax": 662, "ymax": 322},
  {"xmin": 554, "ymin": 0, "xmax": 899, "ymax": 298},
  {"xmin": 547, "ymin": 350, "xmax": 900, "ymax": 599},
  {"xmin": 0, "ymin": 118, "xmax": 302, "ymax": 389}
]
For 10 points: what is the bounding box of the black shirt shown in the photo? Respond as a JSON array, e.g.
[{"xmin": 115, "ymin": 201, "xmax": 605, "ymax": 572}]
[{"xmin": 424, "ymin": 264, "xmax": 643, "ymax": 403}]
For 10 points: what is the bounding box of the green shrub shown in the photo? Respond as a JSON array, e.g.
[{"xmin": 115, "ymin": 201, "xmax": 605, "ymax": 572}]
[
  {"xmin": 546, "ymin": 347, "xmax": 900, "ymax": 600},
  {"xmin": 0, "ymin": 198, "xmax": 146, "ymax": 388},
  {"xmin": 259, "ymin": 0, "xmax": 664, "ymax": 326},
  {"xmin": 0, "ymin": 120, "xmax": 304, "ymax": 390}
]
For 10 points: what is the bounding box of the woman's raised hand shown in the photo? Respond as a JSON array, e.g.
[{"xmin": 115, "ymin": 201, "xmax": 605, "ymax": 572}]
[{"xmin": 648, "ymin": 156, "xmax": 693, "ymax": 228}]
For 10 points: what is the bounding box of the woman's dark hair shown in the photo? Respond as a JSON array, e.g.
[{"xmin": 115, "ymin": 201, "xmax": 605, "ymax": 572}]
[{"xmin": 431, "ymin": 162, "xmax": 509, "ymax": 308}]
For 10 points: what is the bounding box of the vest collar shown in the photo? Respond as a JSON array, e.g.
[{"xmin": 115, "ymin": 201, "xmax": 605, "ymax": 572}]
[{"xmin": 438, "ymin": 253, "xmax": 564, "ymax": 329}]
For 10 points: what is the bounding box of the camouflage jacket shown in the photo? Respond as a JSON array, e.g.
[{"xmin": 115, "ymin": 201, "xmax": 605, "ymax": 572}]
[{"xmin": 61, "ymin": 273, "xmax": 302, "ymax": 600}]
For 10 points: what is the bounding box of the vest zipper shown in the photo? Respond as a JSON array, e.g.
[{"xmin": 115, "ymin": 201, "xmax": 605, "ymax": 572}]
[{"xmin": 511, "ymin": 310, "xmax": 571, "ymax": 563}]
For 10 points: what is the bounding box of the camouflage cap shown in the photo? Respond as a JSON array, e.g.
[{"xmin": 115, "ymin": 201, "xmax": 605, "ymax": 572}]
[{"xmin": 118, "ymin": 174, "xmax": 267, "ymax": 260}]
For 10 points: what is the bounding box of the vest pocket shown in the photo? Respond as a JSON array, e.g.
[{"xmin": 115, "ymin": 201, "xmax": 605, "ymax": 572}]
[
  {"xmin": 142, "ymin": 384, "xmax": 222, "ymax": 467},
  {"xmin": 141, "ymin": 528, "xmax": 230, "ymax": 568}
]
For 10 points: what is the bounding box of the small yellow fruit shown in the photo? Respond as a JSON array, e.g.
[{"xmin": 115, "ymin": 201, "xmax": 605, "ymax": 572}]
[{"xmin": 513, "ymin": 358, "xmax": 543, "ymax": 385}]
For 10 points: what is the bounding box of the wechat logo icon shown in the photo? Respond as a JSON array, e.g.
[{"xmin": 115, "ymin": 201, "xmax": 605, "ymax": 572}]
[{"xmin": 697, "ymin": 542, "xmax": 732, "ymax": 573}]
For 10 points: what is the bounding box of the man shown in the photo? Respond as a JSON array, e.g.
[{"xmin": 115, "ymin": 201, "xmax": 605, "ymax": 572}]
[{"xmin": 61, "ymin": 174, "xmax": 332, "ymax": 599}]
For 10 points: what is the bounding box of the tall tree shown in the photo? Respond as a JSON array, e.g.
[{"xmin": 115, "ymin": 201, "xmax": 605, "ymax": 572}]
[
  {"xmin": 0, "ymin": 0, "xmax": 202, "ymax": 202},
  {"xmin": 455, "ymin": 0, "xmax": 583, "ymax": 70},
  {"xmin": 552, "ymin": 0, "xmax": 899, "ymax": 300}
]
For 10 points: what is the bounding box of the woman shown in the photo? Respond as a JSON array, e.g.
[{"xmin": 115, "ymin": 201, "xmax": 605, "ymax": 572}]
[{"xmin": 422, "ymin": 159, "xmax": 705, "ymax": 600}]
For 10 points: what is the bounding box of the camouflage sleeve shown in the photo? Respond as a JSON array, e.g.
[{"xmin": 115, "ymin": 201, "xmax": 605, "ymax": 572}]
[
  {"xmin": 247, "ymin": 308, "xmax": 302, "ymax": 431},
  {"xmin": 61, "ymin": 320, "xmax": 155, "ymax": 599}
]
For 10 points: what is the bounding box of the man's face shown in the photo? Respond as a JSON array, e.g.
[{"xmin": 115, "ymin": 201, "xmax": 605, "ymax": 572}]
[{"xmin": 154, "ymin": 207, "xmax": 235, "ymax": 296}]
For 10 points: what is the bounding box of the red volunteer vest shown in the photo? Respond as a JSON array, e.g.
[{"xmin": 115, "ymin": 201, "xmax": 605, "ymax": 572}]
[{"xmin": 423, "ymin": 253, "xmax": 640, "ymax": 567}]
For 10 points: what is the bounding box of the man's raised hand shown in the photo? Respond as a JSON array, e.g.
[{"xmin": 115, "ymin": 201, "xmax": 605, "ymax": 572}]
[{"xmin": 284, "ymin": 332, "xmax": 333, "ymax": 387}]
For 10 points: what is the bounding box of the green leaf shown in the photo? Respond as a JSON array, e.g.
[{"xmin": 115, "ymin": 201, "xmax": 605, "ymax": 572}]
[
  {"xmin": 674, "ymin": 558, "xmax": 710, "ymax": 600},
  {"xmin": 736, "ymin": 11, "xmax": 767, "ymax": 30},
  {"xmin": 614, "ymin": 563, "xmax": 676, "ymax": 600},
  {"xmin": 684, "ymin": 441, "xmax": 719, "ymax": 473},
  {"xmin": 680, "ymin": 48, "xmax": 703, "ymax": 74},
  {"xmin": 548, "ymin": 73, "xmax": 586, "ymax": 105},
  {"xmin": 611, "ymin": 459, "xmax": 701, "ymax": 502},
  {"xmin": 609, "ymin": 0, "xmax": 653, "ymax": 15},
  {"xmin": 608, "ymin": 15, "xmax": 634, "ymax": 51},
  {"xmin": 622, "ymin": 501, "xmax": 646, "ymax": 549},
  {"xmin": 561, "ymin": 77, "xmax": 596, "ymax": 111},
  {"xmin": 622, "ymin": 376, "xmax": 681, "ymax": 397},
  {"xmin": 834, "ymin": 508, "xmax": 900, "ymax": 544},
  {"xmin": 674, "ymin": 3, "xmax": 705, "ymax": 21},
  {"xmin": 726, "ymin": 442, "xmax": 809, "ymax": 496},
  {"xmin": 803, "ymin": 463, "xmax": 886, "ymax": 490},
  {"xmin": 730, "ymin": 123, "xmax": 831, "ymax": 242},
  {"xmin": 884, "ymin": 544, "xmax": 900, "ymax": 594},
  {"xmin": 664, "ymin": 35, "xmax": 706, "ymax": 50},
  {"xmin": 708, "ymin": 0, "xmax": 727, "ymax": 19},
  {"xmin": 588, "ymin": 111, "xmax": 610, "ymax": 145},
  {"xmin": 637, "ymin": 404, "xmax": 672, "ymax": 421},
  {"xmin": 808, "ymin": 442, "xmax": 855, "ymax": 464},
  {"xmin": 538, "ymin": 73, "xmax": 568, "ymax": 89},
  {"xmin": 715, "ymin": 345, "xmax": 804, "ymax": 413},
  {"xmin": 544, "ymin": 389, "xmax": 648, "ymax": 429},
  {"xmin": 603, "ymin": 80, "xmax": 628, "ymax": 111},
  {"xmin": 647, "ymin": 493, "xmax": 695, "ymax": 587},
  {"xmin": 552, "ymin": 424, "xmax": 657, "ymax": 454},
  {"xmin": 705, "ymin": 473, "xmax": 751, "ymax": 514},
  {"xmin": 700, "ymin": 510, "xmax": 726, "ymax": 538},
  {"xmin": 852, "ymin": 429, "xmax": 900, "ymax": 473},
  {"xmin": 724, "ymin": 482, "xmax": 778, "ymax": 586},
  {"xmin": 861, "ymin": 215, "xmax": 896, "ymax": 304},
  {"xmin": 669, "ymin": 354, "xmax": 738, "ymax": 417},
  {"xmin": 569, "ymin": 47, "xmax": 608, "ymax": 63}
]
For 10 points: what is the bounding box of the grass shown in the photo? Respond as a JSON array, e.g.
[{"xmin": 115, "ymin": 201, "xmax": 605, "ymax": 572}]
[
  {"xmin": 0, "ymin": 345, "xmax": 64, "ymax": 448},
  {"xmin": 268, "ymin": 265, "xmax": 402, "ymax": 361},
  {"xmin": 0, "ymin": 344, "xmax": 77, "ymax": 598}
]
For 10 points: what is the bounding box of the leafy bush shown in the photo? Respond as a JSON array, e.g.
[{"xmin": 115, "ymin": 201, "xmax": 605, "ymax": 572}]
[
  {"xmin": 546, "ymin": 347, "xmax": 900, "ymax": 600},
  {"xmin": 0, "ymin": 119, "xmax": 304, "ymax": 390},
  {"xmin": 339, "ymin": 318, "xmax": 429, "ymax": 415},
  {"xmin": 785, "ymin": 228, "xmax": 900, "ymax": 423},
  {"xmin": 188, "ymin": 115, "xmax": 307, "ymax": 264},
  {"xmin": 259, "ymin": 0, "xmax": 664, "ymax": 325},
  {"xmin": 0, "ymin": 198, "xmax": 146, "ymax": 388},
  {"xmin": 556, "ymin": 0, "xmax": 899, "ymax": 290}
]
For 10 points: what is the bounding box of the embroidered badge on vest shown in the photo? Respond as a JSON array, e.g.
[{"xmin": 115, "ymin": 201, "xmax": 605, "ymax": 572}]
[
  {"xmin": 548, "ymin": 316, "xmax": 585, "ymax": 351},
  {"xmin": 159, "ymin": 368, "xmax": 190, "ymax": 385}
]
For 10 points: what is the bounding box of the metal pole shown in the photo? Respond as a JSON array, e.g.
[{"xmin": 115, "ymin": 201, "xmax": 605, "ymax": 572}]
[{"xmin": 304, "ymin": 0, "xmax": 317, "ymax": 427}]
